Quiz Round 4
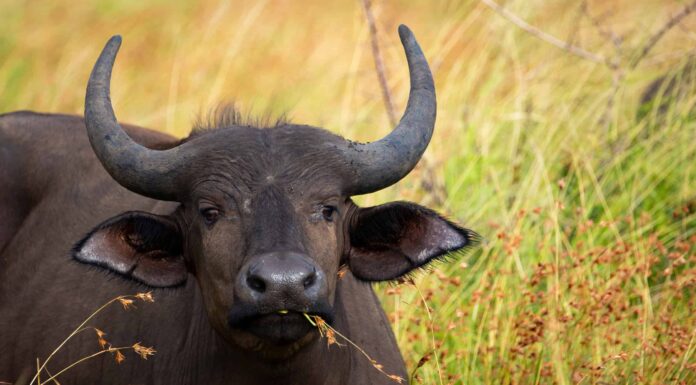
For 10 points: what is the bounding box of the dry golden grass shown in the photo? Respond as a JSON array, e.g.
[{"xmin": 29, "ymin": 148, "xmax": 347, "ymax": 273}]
[
  {"xmin": 1, "ymin": 0, "xmax": 695, "ymax": 384},
  {"xmin": 29, "ymin": 293, "xmax": 156, "ymax": 385}
]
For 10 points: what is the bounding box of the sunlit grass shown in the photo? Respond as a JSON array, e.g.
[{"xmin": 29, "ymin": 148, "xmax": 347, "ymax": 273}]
[{"xmin": 1, "ymin": 0, "xmax": 694, "ymax": 384}]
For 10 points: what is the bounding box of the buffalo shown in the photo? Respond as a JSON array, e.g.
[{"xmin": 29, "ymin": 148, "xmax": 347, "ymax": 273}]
[{"xmin": 0, "ymin": 25, "xmax": 477, "ymax": 384}]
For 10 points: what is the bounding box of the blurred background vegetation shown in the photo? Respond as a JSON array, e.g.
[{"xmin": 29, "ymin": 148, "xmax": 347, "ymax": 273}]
[{"xmin": 1, "ymin": 0, "xmax": 695, "ymax": 384}]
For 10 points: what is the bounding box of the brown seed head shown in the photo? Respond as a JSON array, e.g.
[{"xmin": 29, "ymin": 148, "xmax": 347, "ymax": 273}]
[
  {"xmin": 118, "ymin": 298, "xmax": 135, "ymax": 310},
  {"xmin": 133, "ymin": 342, "xmax": 156, "ymax": 360},
  {"xmin": 135, "ymin": 292, "xmax": 155, "ymax": 302}
]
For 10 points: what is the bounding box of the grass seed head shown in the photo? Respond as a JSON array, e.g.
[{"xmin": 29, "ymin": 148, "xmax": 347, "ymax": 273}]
[
  {"xmin": 135, "ymin": 292, "xmax": 155, "ymax": 303},
  {"xmin": 388, "ymin": 374, "xmax": 404, "ymax": 383},
  {"xmin": 114, "ymin": 350, "xmax": 125, "ymax": 364},
  {"xmin": 132, "ymin": 343, "xmax": 156, "ymax": 360},
  {"xmin": 117, "ymin": 298, "xmax": 135, "ymax": 310}
]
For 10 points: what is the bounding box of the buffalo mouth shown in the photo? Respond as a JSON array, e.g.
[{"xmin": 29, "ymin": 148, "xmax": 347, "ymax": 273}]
[{"xmin": 228, "ymin": 306, "xmax": 334, "ymax": 345}]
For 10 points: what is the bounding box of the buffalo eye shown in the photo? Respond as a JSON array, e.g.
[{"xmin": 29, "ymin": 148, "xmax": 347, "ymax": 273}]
[
  {"xmin": 321, "ymin": 205, "xmax": 337, "ymax": 222},
  {"xmin": 200, "ymin": 207, "xmax": 221, "ymax": 225}
]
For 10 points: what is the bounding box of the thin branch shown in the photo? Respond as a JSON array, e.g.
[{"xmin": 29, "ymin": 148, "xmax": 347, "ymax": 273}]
[
  {"xmin": 631, "ymin": 0, "xmax": 696, "ymax": 68},
  {"xmin": 581, "ymin": 3, "xmax": 623, "ymax": 53},
  {"xmin": 480, "ymin": 0, "xmax": 606, "ymax": 64},
  {"xmin": 360, "ymin": 0, "xmax": 397, "ymax": 127},
  {"xmin": 581, "ymin": 3, "xmax": 625, "ymax": 130},
  {"xmin": 564, "ymin": 1, "xmax": 586, "ymax": 48},
  {"xmin": 677, "ymin": 21, "xmax": 696, "ymax": 42}
]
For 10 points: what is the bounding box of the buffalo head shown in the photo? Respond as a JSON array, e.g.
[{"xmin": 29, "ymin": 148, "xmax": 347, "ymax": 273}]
[{"xmin": 73, "ymin": 25, "xmax": 477, "ymax": 356}]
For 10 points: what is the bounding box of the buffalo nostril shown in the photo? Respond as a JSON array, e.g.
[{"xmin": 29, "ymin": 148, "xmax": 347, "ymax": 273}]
[
  {"xmin": 246, "ymin": 275, "xmax": 266, "ymax": 293},
  {"xmin": 303, "ymin": 270, "xmax": 317, "ymax": 289}
]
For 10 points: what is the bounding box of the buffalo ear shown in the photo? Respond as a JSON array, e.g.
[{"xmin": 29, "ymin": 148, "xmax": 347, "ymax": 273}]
[
  {"xmin": 348, "ymin": 201, "xmax": 477, "ymax": 282},
  {"xmin": 73, "ymin": 211, "xmax": 187, "ymax": 287}
]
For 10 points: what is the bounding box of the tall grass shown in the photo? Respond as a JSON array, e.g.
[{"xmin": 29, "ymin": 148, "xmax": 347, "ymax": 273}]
[{"xmin": 1, "ymin": 0, "xmax": 694, "ymax": 384}]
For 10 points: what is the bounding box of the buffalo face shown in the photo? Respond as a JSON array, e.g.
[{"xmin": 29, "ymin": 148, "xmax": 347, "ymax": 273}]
[
  {"xmin": 73, "ymin": 25, "xmax": 477, "ymax": 356},
  {"xmin": 171, "ymin": 133, "xmax": 349, "ymax": 349}
]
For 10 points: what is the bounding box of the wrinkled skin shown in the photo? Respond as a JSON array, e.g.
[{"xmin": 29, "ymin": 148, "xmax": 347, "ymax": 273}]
[{"xmin": 0, "ymin": 111, "xmax": 475, "ymax": 384}]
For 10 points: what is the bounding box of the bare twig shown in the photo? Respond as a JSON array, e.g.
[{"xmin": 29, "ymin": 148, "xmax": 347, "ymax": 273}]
[
  {"xmin": 581, "ymin": 3, "xmax": 625, "ymax": 130},
  {"xmin": 564, "ymin": 1, "xmax": 587, "ymax": 48},
  {"xmin": 480, "ymin": 0, "xmax": 606, "ymax": 64},
  {"xmin": 677, "ymin": 21, "xmax": 696, "ymax": 42},
  {"xmin": 631, "ymin": 0, "xmax": 696, "ymax": 69},
  {"xmin": 360, "ymin": 0, "xmax": 397, "ymax": 127},
  {"xmin": 581, "ymin": 3, "xmax": 623, "ymax": 54}
]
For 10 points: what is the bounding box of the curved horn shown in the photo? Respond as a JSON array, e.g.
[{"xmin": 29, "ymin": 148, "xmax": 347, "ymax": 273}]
[
  {"xmin": 85, "ymin": 35, "xmax": 185, "ymax": 201},
  {"xmin": 342, "ymin": 25, "xmax": 436, "ymax": 195}
]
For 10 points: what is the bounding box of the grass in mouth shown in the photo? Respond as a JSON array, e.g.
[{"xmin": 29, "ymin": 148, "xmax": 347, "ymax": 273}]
[{"xmin": 304, "ymin": 313, "xmax": 405, "ymax": 384}]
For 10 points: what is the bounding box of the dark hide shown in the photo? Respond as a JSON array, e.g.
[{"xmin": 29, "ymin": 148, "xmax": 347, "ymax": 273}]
[{"xmin": 0, "ymin": 111, "xmax": 476, "ymax": 384}]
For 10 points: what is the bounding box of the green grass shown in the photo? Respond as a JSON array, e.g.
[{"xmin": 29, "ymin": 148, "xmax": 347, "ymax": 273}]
[{"xmin": 1, "ymin": 0, "xmax": 694, "ymax": 384}]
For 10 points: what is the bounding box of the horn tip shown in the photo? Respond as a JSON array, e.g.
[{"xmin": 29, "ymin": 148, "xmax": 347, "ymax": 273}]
[
  {"xmin": 108, "ymin": 35, "xmax": 123, "ymax": 47},
  {"xmin": 398, "ymin": 24, "xmax": 414, "ymax": 41}
]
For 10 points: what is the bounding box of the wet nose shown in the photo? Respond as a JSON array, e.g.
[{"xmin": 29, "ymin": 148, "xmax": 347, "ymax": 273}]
[{"xmin": 238, "ymin": 252, "xmax": 326, "ymax": 305}]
